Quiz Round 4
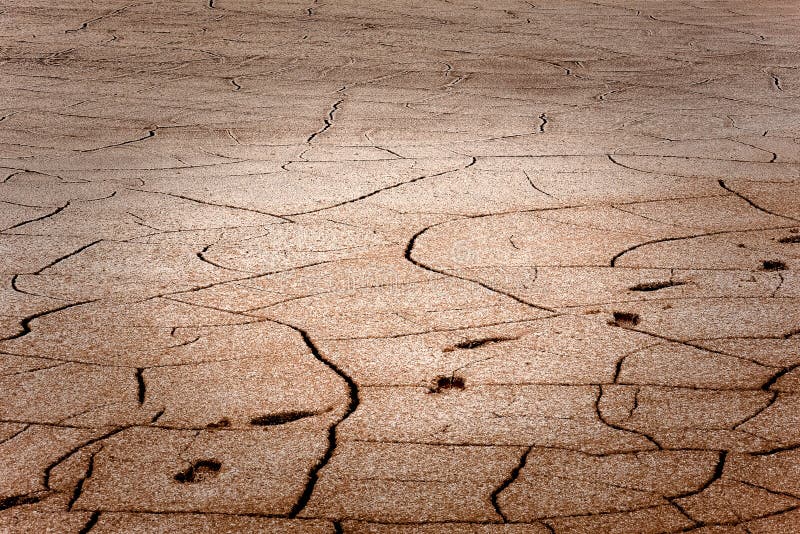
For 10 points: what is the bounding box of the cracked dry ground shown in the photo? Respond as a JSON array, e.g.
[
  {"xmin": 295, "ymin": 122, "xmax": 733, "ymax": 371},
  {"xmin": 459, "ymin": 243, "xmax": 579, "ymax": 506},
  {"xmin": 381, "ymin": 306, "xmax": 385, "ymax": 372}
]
[{"xmin": 1, "ymin": 1, "xmax": 800, "ymax": 533}]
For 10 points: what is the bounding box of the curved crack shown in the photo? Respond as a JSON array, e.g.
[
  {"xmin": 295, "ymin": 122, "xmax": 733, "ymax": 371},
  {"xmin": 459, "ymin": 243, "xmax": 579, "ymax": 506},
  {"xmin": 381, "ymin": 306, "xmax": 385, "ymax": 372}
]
[
  {"xmin": 1, "ymin": 300, "xmax": 97, "ymax": 342},
  {"xmin": 2, "ymin": 201, "xmax": 69, "ymax": 233},
  {"xmin": 718, "ymin": 179, "xmax": 800, "ymax": 223},
  {"xmin": 404, "ymin": 220, "xmax": 557, "ymax": 313},
  {"xmin": 257, "ymin": 318, "xmax": 359, "ymax": 518}
]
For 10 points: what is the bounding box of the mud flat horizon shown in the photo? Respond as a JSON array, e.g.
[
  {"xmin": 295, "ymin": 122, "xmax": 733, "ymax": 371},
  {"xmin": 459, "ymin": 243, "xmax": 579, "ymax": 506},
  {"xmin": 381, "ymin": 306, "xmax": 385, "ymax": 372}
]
[{"xmin": 1, "ymin": 0, "xmax": 800, "ymax": 532}]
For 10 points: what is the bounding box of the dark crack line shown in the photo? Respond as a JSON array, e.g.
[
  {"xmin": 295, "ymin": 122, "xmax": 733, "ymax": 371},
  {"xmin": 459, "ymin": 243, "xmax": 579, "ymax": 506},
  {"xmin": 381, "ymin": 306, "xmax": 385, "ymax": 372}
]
[
  {"xmin": 150, "ymin": 409, "xmax": 165, "ymax": 424},
  {"xmin": 43, "ymin": 426, "xmax": 130, "ymax": 491},
  {"xmin": 348, "ymin": 439, "xmax": 763, "ymax": 459},
  {"xmin": 374, "ymin": 145, "xmax": 405, "ymax": 159},
  {"xmin": 538, "ymin": 113, "xmax": 548, "ymax": 133},
  {"xmin": 596, "ymin": 385, "xmax": 662, "ymax": 450},
  {"xmin": 763, "ymin": 362, "xmax": 799, "ymax": 392},
  {"xmin": 538, "ymin": 472, "xmax": 686, "ymax": 500},
  {"xmin": 609, "ymin": 226, "xmax": 796, "ymax": 267},
  {"xmin": 34, "ymin": 239, "xmax": 102, "ymax": 275},
  {"xmin": 405, "ymin": 221, "xmax": 558, "ymax": 314},
  {"xmin": 610, "ymin": 204, "xmax": 697, "ymax": 233},
  {"xmin": 0, "ymin": 351, "xmax": 121, "ymax": 370},
  {"xmin": 718, "ymin": 179, "xmax": 800, "ymax": 222},
  {"xmin": 0, "ymin": 424, "xmax": 30, "ymax": 446},
  {"xmin": 149, "ymin": 259, "xmax": 335, "ymax": 301},
  {"xmin": 2, "ymin": 201, "xmax": 69, "ymax": 233},
  {"xmin": 539, "ymin": 503, "xmax": 681, "ymax": 522},
  {"xmin": 613, "ymin": 152, "xmax": 786, "ymax": 165},
  {"xmin": 0, "ymin": 493, "xmax": 43, "ymax": 511},
  {"xmin": 733, "ymin": 387, "xmax": 778, "ymax": 430},
  {"xmin": 335, "ymin": 518, "xmax": 555, "ymax": 527},
  {"xmin": 196, "ymin": 247, "xmax": 250, "ymax": 273},
  {"xmin": 751, "ymin": 443, "xmax": 800, "ymax": 456},
  {"xmin": 1, "ymin": 299, "xmax": 96, "ymax": 341},
  {"xmin": 363, "ymin": 381, "xmax": 775, "ymax": 392},
  {"xmin": 68, "ymin": 447, "xmax": 100, "ymax": 510},
  {"xmin": 612, "ymin": 343, "xmax": 662, "ymax": 384},
  {"xmin": 282, "ymin": 158, "xmax": 476, "ymax": 217},
  {"xmin": 130, "ymin": 188, "xmax": 294, "ymax": 223},
  {"xmin": 81, "ymin": 191, "xmax": 118, "ymax": 202},
  {"xmin": 491, "ymin": 445, "xmax": 532, "ymax": 522},
  {"xmin": 10, "ymin": 273, "xmax": 67, "ymax": 301},
  {"xmin": 606, "ymin": 153, "xmax": 689, "ymax": 178},
  {"xmin": 259, "ymin": 319, "xmax": 358, "ymax": 518},
  {"xmin": 135, "ymin": 368, "xmax": 146, "ymax": 405},
  {"xmin": 4, "ymin": 361, "xmax": 68, "ymax": 377},
  {"xmin": 78, "ymin": 130, "xmax": 155, "ymax": 153},
  {"xmin": 322, "ymin": 317, "xmax": 549, "ymax": 341},
  {"xmin": 669, "ymin": 501, "xmax": 701, "ymax": 530},
  {"xmin": 65, "ymin": 3, "xmax": 140, "ymax": 33},
  {"xmin": 78, "ymin": 511, "xmax": 100, "ymax": 534},
  {"xmin": 676, "ymin": 450, "xmax": 727, "ymax": 501},
  {"xmin": 617, "ymin": 325, "xmax": 782, "ymax": 370},
  {"xmin": 1, "ymin": 171, "xmax": 25, "ymax": 183},
  {"xmin": 1, "ymin": 199, "xmax": 59, "ymax": 209},
  {"xmin": 306, "ymin": 99, "xmax": 343, "ymax": 143},
  {"xmin": 523, "ymin": 170, "xmax": 555, "ymax": 198},
  {"xmin": 736, "ymin": 480, "xmax": 800, "ymax": 501}
]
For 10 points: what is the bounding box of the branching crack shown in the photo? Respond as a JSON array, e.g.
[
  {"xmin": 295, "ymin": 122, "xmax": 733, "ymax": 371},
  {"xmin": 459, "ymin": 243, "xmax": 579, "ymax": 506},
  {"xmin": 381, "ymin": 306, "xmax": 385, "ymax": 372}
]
[{"xmin": 256, "ymin": 319, "xmax": 359, "ymax": 518}]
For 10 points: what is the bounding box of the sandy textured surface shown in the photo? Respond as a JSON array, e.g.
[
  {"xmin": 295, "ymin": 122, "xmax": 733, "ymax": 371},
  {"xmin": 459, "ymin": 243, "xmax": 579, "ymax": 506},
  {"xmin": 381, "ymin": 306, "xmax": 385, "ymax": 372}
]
[{"xmin": 2, "ymin": 0, "xmax": 800, "ymax": 532}]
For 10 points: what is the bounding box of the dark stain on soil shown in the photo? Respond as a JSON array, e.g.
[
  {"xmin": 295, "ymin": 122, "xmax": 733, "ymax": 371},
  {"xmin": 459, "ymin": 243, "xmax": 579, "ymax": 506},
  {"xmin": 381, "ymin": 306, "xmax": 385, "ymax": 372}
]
[
  {"xmin": 629, "ymin": 280, "xmax": 684, "ymax": 292},
  {"xmin": 444, "ymin": 336, "xmax": 517, "ymax": 352},
  {"xmin": 174, "ymin": 459, "xmax": 221, "ymax": 483},
  {"xmin": 610, "ymin": 311, "xmax": 641, "ymax": 327},
  {"xmin": 206, "ymin": 418, "xmax": 230, "ymax": 429},
  {"xmin": 250, "ymin": 411, "xmax": 317, "ymax": 426},
  {"xmin": 429, "ymin": 375, "xmax": 466, "ymax": 393},
  {"xmin": 762, "ymin": 260, "xmax": 787, "ymax": 271}
]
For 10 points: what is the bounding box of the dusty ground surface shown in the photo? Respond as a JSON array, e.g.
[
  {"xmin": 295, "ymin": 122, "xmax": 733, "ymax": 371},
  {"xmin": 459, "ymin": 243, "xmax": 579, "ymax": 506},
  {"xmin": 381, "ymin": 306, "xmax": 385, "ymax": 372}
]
[{"xmin": 1, "ymin": 0, "xmax": 800, "ymax": 532}]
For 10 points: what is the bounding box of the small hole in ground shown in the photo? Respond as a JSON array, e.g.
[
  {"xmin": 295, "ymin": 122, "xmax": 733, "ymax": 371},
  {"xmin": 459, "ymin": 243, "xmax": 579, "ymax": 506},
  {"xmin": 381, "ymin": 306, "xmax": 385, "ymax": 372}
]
[
  {"xmin": 778, "ymin": 235, "xmax": 800, "ymax": 244},
  {"xmin": 429, "ymin": 375, "xmax": 466, "ymax": 393},
  {"xmin": 444, "ymin": 336, "xmax": 517, "ymax": 352},
  {"xmin": 206, "ymin": 418, "xmax": 230, "ymax": 429},
  {"xmin": 174, "ymin": 459, "xmax": 221, "ymax": 483},
  {"xmin": 762, "ymin": 260, "xmax": 786, "ymax": 271},
  {"xmin": 629, "ymin": 280, "xmax": 684, "ymax": 292},
  {"xmin": 610, "ymin": 311, "xmax": 640, "ymax": 327},
  {"xmin": 455, "ymin": 336, "xmax": 515, "ymax": 349},
  {"xmin": 250, "ymin": 411, "xmax": 317, "ymax": 426}
]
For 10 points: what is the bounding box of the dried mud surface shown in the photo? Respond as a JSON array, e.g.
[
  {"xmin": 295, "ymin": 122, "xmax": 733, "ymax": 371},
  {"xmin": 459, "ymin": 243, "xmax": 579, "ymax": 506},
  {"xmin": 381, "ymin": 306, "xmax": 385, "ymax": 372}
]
[{"xmin": 2, "ymin": 0, "xmax": 800, "ymax": 532}]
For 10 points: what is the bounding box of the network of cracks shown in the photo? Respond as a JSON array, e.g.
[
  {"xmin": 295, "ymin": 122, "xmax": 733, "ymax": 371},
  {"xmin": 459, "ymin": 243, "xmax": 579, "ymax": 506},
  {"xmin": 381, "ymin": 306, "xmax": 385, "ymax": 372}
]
[{"xmin": 2, "ymin": 0, "xmax": 800, "ymax": 532}]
